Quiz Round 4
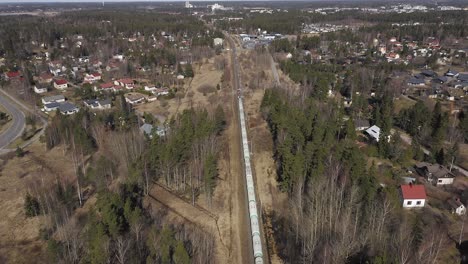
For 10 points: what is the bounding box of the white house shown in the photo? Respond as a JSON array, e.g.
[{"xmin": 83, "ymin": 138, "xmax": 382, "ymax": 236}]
[
  {"xmin": 114, "ymin": 78, "xmax": 134, "ymax": 89},
  {"xmin": 448, "ymin": 198, "xmax": 466, "ymax": 216},
  {"xmin": 83, "ymin": 73, "xmax": 102, "ymax": 83},
  {"xmin": 213, "ymin": 38, "xmax": 224, "ymax": 46},
  {"xmin": 124, "ymin": 93, "xmax": 146, "ymax": 105},
  {"xmin": 53, "ymin": 79, "xmax": 68, "ymax": 90},
  {"xmin": 33, "ymin": 84, "xmax": 48, "ymax": 94},
  {"xmin": 365, "ymin": 125, "xmax": 381, "ymax": 142},
  {"xmin": 42, "ymin": 94, "xmax": 65, "ymax": 105},
  {"xmin": 415, "ymin": 162, "xmax": 455, "ymax": 186},
  {"xmin": 401, "ymin": 184, "xmax": 426, "ymax": 208}
]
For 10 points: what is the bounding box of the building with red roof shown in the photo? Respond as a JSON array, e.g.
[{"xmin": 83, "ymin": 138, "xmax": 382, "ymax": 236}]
[
  {"xmin": 5, "ymin": 71, "xmax": 22, "ymax": 81},
  {"xmin": 400, "ymin": 184, "xmax": 426, "ymax": 208},
  {"xmin": 53, "ymin": 79, "xmax": 68, "ymax": 90}
]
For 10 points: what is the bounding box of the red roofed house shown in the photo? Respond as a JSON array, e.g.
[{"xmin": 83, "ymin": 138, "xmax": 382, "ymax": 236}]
[
  {"xmin": 53, "ymin": 79, "xmax": 68, "ymax": 90},
  {"xmin": 5, "ymin": 71, "xmax": 22, "ymax": 81},
  {"xmin": 38, "ymin": 72, "xmax": 54, "ymax": 83},
  {"xmin": 83, "ymin": 72, "xmax": 102, "ymax": 83},
  {"xmin": 114, "ymin": 78, "xmax": 134, "ymax": 89},
  {"xmin": 401, "ymin": 184, "xmax": 426, "ymax": 208},
  {"xmin": 96, "ymin": 82, "xmax": 115, "ymax": 92}
]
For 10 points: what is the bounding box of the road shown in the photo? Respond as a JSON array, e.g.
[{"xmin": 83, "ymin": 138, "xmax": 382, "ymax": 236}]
[{"xmin": 0, "ymin": 91, "xmax": 25, "ymax": 150}]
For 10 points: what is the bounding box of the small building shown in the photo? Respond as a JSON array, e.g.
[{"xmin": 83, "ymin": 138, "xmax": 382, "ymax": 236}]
[
  {"xmin": 59, "ymin": 102, "xmax": 79, "ymax": 115},
  {"xmin": 415, "ymin": 162, "xmax": 455, "ymax": 185},
  {"xmin": 83, "ymin": 72, "xmax": 102, "ymax": 83},
  {"xmin": 114, "ymin": 78, "xmax": 134, "ymax": 89},
  {"xmin": 97, "ymin": 82, "xmax": 115, "ymax": 92},
  {"xmin": 124, "ymin": 93, "xmax": 146, "ymax": 105},
  {"xmin": 44, "ymin": 102, "xmax": 61, "ymax": 112},
  {"xmin": 355, "ymin": 119, "xmax": 370, "ymax": 131},
  {"xmin": 84, "ymin": 98, "xmax": 112, "ymax": 110},
  {"xmin": 33, "ymin": 84, "xmax": 48, "ymax": 94},
  {"xmin": 38, "ymin": 72, "xmax": 54, "ymax": 83},
  {"xmin": 4, "ymin": 71, "xmax": 22, "ymax": 81},
  {"xmin": 213, "ymin": 38, "xmax": 224, "ymax": 47},
  {"xmin": 447, "ymin": 198, "xmax": 466, "ymax": 216},
  {"xmin": 407, "ymin": 77, "xmax": 426, "ymax": 86},
  {"xmin": 365, "ymin": 125, "xmax": 381, "ymax": 142},
  {"xmin": 140, "ymin": 123, "xmax": 154, "ymax": 138},
  {"xmin": 53, "ymin": 79, "xmax": 68, "ymax": 90},
  {"xmin": 42, "ymin": 94, "xmax": 65, "ymax": 105},
  {"xmin": 400, "ymin": 184, "xmax": 426, "ymax": 208}
]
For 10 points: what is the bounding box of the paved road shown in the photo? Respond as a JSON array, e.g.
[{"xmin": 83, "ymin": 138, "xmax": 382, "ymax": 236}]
[{"xmin": 0, "ymin": 92, "xmax": 25, "ymax": 149}]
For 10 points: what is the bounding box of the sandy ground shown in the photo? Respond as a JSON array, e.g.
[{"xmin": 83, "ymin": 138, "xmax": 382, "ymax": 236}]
[{"xmin": 0, "ymin": 142, "xmax": 77, "ymax": 263}]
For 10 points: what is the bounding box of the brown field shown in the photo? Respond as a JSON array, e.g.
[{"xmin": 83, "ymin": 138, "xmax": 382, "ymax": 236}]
[
  {"xmin": 135, "ymin": 59, "xmax": 224, "ymax": 121},
  {"xmin": 0, "ymin": 142, "xmax": 77, "ymax": 263}
]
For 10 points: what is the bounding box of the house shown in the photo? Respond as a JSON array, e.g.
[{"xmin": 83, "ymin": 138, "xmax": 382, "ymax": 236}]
[
  {"xmin": 144, "ymin": 84, "xmax": 157, "ymax": 92},
  {"xmin": 44, "ymin": 102, "xmax": 61, "ymax": 112},
  {"xmin": 59, "ymin": 102, "xmax": 79, "ymax": 115},
  {"xmin": 140, "ymin": 123, "xmax": 154, "ymax": 138},
  {"xmin": 84, "ymin": 98, "xmax": 111, "ymax": 110},
  {"xmin": 421, "ymin": 70, "xmax": 437, "ymax": 78},
  {"xmin": 38, "ymin": 72, "xmax": 54, "ymax": 83},
  {"xmin": 4, "ymin": 71, "xmax": 22, "ymax": 81},
  {"xmin": 154, "ymin": 87, "xmax": 169, "ymax": 96},
  {"xmin": 407, "ymin": 77, "xmax": 425, "ymax": 86},
  {"xmin": 83, "ymin": 73, "xmax": 102, "ymax": 83},
  {"xmin": 400, "ymin": 184, "xmax": 426, "ymax": 208},
  {"xmin": 124, "ymin": 93, "xmax": 145, "ymax": 105},
  {"xmin": 458, "ymin": 73, "xmax": 468, "ymax": 82},
  {"xmin": 445, "ymin": 69, "xmax": 459, "ymax": 77},
  {"xmin": 114, "ymin": 78, "xmax": 134, "ymax": 89},
  {"xmin": 355, "ymin": 119, "xmax": 370, "ymax": 131},
  {"xmin": 447, "ymin": 198, "xmax": 466, "ymax": 216},
  {"xmin": 213, "ymin": 38, "xmax": 224, "ymax": 46},
  {"xmin": 33, "ymin": 84, "xmax": 48, "ymax": 94},
  {"xmin": 432, "ymin": 76, "xmax": 448, "ymax": 84},
  {"xmin": 415, "ymin": 162, "xmax": 455, "ymax": 185},
  {"xmin": 97, "ymin": 82, "xmax": 115, "ymax": 92},
  {"xmin": 53, "ymin": 79, "xmax": 68, "ymax": 90},
  {"xmin": 42, "ymin": 94, "xmax": 65, "ymax": 105},
  {"xmin": 365, "ymin": 125, "xmax": 381, "ymax": 142}
]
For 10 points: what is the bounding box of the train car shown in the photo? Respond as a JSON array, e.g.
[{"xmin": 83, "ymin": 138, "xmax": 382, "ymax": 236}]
[
  {"xmin": 253, "ymin": 234, "xmax": 263, "ymax": 258},
  {"xmin": 249, "ymin": 201, "xmax": 258, "ymax": 218},
  {"xmin": 247, "ymin": 186, "xmax": 256, "ymax": 202},
  {"xmin": 251, "ymin": 216, "xmax": 260, "ymax": 236}
]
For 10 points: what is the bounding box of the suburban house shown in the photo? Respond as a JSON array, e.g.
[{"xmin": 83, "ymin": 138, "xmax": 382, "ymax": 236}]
[
  {"xmin": 400, "ymin": 184, "xmax": 426, "ymax": 208},
  {"xmin": 4, "ymin": 71, "xmax": 22, "ymax": 81},
  {"xmin": 140, "ymin": 123, "xmax": 166, "ymax": 139},
  {"xmin": 124, "ymin": 93, "xmax": 146, "ymax": 105},
  {"xmin": 407, "ymin": 77, "xmax": 426, "ymax": 86},
  {"xmin": 38, "ymin": 72, "xmax": 54, "ymax": 83},
  {"xmin": 114, "ymin": 78, "xmax": 134, "ymax": 89},
  {"xmin": 355, "ymin": 119, "xmax": 370, "ymax": 131},
  {"xmin": 42, "ymin": 94, "xmax": 65, "ymax": 105},
  {"xmin": 84, "ymin": 98, "xmax": 112, "ymax": 110},
  {"xmin": 153, "ymin": 87, "xmax": 169, "ymax": 96},
  {"xmin": 96, "ymin": 82, "xmax": 115, "ymax": 92},
  {"xmin": 213, "ymin": 38, "xmax": 224, "ymax": 46},
  {"xmin": 53, "ymin": 79, "xmax": 68, "ymax": 90},
  {"xmin": 83, "ymin": 72, "xmax": 102, "ymax": 83},
  {"xmin": 44, "ymin": 102, "xmax": 61, "ymax": 112},
  {"xmin": 58, "ymin": 102, "xmax": 79, "ymax": 115},
  {"xmin": 447, "ymin": 198, "xmax": 466, "ymax": 216},
  {"xmin": 365, "ymin": 125, "xmax": 381, "ymax": 142},
  {"xmin": 415, "ymin": 162, "xmax": 455, "ymax": 185},
  {"xmin": 144, "ymin": 84, "xmax": 157, "ymax": 92},
  {"xmin": 33, "ymin": 84, "xmax": 48, "ymax": 94}
]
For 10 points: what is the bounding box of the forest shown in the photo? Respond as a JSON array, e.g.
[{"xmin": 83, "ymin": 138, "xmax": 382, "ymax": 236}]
[
  {"xmin": 261, "ymin": 88, "xmax": 450, "ymax": 263},
  {"xmin": 25, "ymin": 95, "xmax": 226, "ymax": 263}
]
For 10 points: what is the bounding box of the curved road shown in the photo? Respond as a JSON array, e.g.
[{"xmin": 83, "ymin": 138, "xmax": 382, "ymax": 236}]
[{"xmin": 0, "ymin": 93, "xmax": 25, "ymax": 149}]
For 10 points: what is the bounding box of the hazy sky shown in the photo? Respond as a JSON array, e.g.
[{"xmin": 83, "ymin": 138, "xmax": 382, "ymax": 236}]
[{"xmin": 1, "ymin": 0, "xmax": 261, "ymax": 2}]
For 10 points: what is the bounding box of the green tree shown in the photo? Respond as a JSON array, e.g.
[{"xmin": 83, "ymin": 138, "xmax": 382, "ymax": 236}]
[
  {"xmin": 24, "ymin": 193, "xmax": 40, "ymax": 217},
  {"xmin": 173, "ymin": 241, "xmax": 190, "ymax": 264},
  {"xmin": 185, "ymin": 64, "xmax": 194, "ymax": 78}
]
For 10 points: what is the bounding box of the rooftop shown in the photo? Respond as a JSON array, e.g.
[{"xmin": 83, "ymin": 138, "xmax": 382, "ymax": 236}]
[{"xmin": 401, "ymin": 184, "xmax": 427, "ymax": 200}]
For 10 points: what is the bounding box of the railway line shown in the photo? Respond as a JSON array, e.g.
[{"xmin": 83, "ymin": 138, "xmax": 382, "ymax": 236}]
[{"xmin": 228, "ymin": 34, "xmax": 265, "ymax": 264}]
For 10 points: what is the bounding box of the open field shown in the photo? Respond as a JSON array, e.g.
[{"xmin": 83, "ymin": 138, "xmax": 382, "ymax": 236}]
[
  {"xmin": 135, "ymin": 58, "xmax": 224, "ymax": 121},
  {"xmin": 0, "ymin": 142, "xmax": 77, "ymax": 263}
]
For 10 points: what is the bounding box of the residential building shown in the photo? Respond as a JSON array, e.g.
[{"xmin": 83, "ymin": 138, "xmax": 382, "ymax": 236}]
[
  {"xmin": 355, "ymin": 119, "xmax": 370, "ymax": 131},
  {"xmin": 59, "ymin": 102, "xmax": 79, "ymax": 115},
  {"xmin": 42, "ymin": 94, "xmax": 65, "ymax": 105},
  {"xmin": 447, "ymin": 198, "xmax": 466, "ymax": 216},
  {"xmin": 213, "ymin": 38, "xmax": 224, "ymax": 46},
  {"xmin": 84, "ymin": 98, "xmax": 112, "ymax": 110},
  {"xmin": 124, "ymin": 93, "xmax": 145, "ymax": 105},
  {"xmin": 365, "ymin": 125, "xmax": 381, "ymax": 142},
  {"xmin": 114, "ymin": 78, "xmax": 134, "ymax": 89},
  {"xmin": 400, "ymin": 184, "xmax": 426, "ymax": 208},
  {"xmin": 83, "ymin": 72, "xmax": 102, "ymax": 83},
  {"xmin": 53, "ymin": 79, "xmax": 68, "ymax": 90},
  {"xmin": 33, "ymin": 84, "xmax": 48, "ymax": 94},
  {"xmin": 415, "ymin": 162, "xmax": 455, "ymax": 185}
]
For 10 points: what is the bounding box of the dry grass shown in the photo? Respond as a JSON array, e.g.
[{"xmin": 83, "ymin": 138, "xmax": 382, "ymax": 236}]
[{"xmin": 394, "ymin": 96, "xmax": 416, "ymax": 114}]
